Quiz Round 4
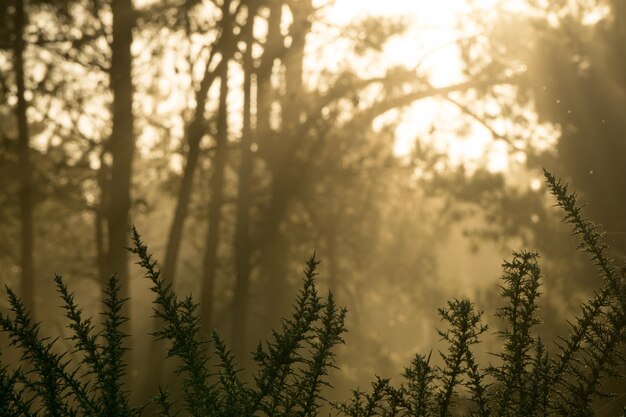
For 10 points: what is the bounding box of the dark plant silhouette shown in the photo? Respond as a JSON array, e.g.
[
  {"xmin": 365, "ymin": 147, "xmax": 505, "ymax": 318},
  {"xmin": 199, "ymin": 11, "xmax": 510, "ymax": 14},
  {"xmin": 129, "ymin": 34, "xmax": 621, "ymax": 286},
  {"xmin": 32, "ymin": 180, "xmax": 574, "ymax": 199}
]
[
  {"xmin": 0, "ymin": 170, "xmax": 624, "ymax": 416},
  {"xmin": 338, "ymin": 170, "xmax": 625, "ymax": 417}
]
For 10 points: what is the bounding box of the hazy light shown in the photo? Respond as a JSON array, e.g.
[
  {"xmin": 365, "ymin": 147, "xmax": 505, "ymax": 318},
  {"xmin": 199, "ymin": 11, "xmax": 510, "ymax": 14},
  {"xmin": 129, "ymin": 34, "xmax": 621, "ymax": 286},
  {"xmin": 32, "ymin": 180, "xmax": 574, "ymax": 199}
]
[
  {"xmin": 133, "ymin": 0, "xmax": 554, "ymax": 175},
  {"xmin": 530, "ymin": 178, "xmax": 542, "ymax": 191},
  {"xmin": 316, "ymin": 0, "xmax": 536, "ymax": 172}
]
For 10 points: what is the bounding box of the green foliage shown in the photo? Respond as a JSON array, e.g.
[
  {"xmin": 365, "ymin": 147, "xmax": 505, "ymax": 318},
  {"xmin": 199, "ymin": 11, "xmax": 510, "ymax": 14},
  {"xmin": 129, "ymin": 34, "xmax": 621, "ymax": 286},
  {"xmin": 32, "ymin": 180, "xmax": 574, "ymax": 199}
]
[{"xmin": 1, "ymin": 171, "xmax": 625, "ymax": 416}]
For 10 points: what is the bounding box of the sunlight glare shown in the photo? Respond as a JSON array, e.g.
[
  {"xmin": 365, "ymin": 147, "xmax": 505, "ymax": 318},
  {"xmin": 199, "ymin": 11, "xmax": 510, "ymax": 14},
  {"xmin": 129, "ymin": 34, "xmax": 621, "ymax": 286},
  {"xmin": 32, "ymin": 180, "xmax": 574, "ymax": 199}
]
[{"xmin": 316, "ymin": 0, "xmax": 548, "ymax": 174}]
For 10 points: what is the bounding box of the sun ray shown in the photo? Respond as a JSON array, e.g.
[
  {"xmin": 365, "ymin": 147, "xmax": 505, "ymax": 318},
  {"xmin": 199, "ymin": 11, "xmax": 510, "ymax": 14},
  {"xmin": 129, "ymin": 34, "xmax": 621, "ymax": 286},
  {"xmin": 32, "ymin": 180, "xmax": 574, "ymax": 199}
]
[{"xmin": 313, "ymin": 0, "xmax": 550, "ymax": 175}]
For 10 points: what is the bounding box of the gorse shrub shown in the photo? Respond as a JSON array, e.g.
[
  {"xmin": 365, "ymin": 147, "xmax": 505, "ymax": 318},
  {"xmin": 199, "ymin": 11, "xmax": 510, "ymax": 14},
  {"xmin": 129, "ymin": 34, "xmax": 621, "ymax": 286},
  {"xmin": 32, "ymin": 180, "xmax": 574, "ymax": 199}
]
[
  {"xmin": 131, "ymin": 236, "xmax": 346, "ymax": 417},
  {"xmin": 0, "ymin": 170, "xmax": 624, "ymax": 416},
  {"xmin": 336, "ymin": 171, "xmax": 626, "ymax": 417},
  {"xmin": 0, "ymin": 239, "xmax": 346, "ymax": 417}
]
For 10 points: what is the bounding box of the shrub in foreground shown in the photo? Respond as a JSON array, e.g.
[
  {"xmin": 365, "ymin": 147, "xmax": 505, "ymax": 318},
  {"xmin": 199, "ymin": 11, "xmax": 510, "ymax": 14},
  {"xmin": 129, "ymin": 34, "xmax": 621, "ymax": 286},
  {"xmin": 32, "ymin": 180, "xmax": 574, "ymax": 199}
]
[{"xmin": 0, "ymin": 170, "xmax": 624, "ymax": 416}]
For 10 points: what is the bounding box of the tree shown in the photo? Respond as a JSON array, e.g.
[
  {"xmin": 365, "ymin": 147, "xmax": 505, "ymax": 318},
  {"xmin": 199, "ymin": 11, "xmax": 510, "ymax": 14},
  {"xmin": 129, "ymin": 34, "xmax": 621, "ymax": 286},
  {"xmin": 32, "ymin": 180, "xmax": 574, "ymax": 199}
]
[
  {"xmin": 452, "ymin": 0, "xmax": 626, "ymax": 294},
  {"xmin": 159, "ymin": 0, "xmax": 250, "ymax": 292},
  {"xmin": 199, "ymin": 0, "xmax": 232, "ymax": 335},
  {"xmin": 138, "ymin": 0, "xmax": 256, "ymax": 398},
  {"xmin": 12, "ymin": 0, "xmax": 35, "ymax": 314},
  {"xmin": 231, "ymin": 0, "xmax": 256, "ymax": 359},
  {"xmin": 107, "ymin": 0, "xmax": 136, "ymax": 307},
  {"xmin": 523, "ymin": 0, "xmax": 626, "ymax": 256}
]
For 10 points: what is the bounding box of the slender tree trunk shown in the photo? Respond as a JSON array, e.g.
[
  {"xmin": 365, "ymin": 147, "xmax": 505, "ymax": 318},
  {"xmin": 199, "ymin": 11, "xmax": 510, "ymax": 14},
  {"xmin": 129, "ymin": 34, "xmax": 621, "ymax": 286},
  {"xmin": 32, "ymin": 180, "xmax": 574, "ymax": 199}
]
[
  {"xmin": 260, "ymin": 181, "xmax": 291, "ymax": 325},
  {"xmin": 14, "ymin": 0, "xmax": 34, "ymax": 315},
  {"xmin": 139, "ymin": 116, "xmax": 206, "ymax": 400},
  {"xmin": 95, "ymin": 209, "xmax": 106, "ymax": 281},
  {"xmin": 158, "ymin": 3, "xmax": 256, "ymax": 300},
  {"xmin": 256, "ymin": 0, "xmax": 282, "ymax": 138},
  {"xmin": 200, "ymin": 1, "xmax": 231, "ymax": 335},
  {"xmin": 326, "ymin": 220, "xmax": 338, "ymax": 296},
  {"xmin": 141, "ymin": 5, "xmax": 250, "ymax": 399},
  {"xmin": 231, "ymin": 4, "xmax": 256, "ymax": 359},
  {"xmin": 160, "ymin": 4, "xmax": 244, "ymax": 291},
  {"xmin": 161, "ymin": 119, "xmax": 203, "ymax": 285},
  {"xmin": 260, "ymin": 0, "xmax": 312, "ymax": 325},
  {"xmin": 107, "ymin": 0, "xmax": 135, "ymax": 306},
  {"xmin": 96, "ymin": 149, "xmax": 109, "ymax": 285},
  {"xmin": 281, "ymin": 1, "xmax": 308, "ymax": 131}
]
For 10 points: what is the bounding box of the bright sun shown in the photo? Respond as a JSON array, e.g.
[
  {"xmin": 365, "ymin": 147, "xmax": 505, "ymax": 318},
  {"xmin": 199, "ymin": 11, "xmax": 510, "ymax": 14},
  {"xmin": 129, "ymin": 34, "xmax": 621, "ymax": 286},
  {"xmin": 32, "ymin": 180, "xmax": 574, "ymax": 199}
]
[
  {"xmin": 318, "ymin": 0, "xmax": 470, "ymax": 84},
  {"xmin": 316, "ymin": 0, "xmax": 536, "ymax": 173}
]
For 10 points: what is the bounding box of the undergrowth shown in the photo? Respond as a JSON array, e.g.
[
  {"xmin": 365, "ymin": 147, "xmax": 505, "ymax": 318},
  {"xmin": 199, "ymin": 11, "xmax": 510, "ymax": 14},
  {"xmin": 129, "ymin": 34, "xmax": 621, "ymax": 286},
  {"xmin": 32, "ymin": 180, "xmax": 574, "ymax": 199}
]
[{"xmin": 0, "ymin": 170, "xmax": 624, "ymax": 416}]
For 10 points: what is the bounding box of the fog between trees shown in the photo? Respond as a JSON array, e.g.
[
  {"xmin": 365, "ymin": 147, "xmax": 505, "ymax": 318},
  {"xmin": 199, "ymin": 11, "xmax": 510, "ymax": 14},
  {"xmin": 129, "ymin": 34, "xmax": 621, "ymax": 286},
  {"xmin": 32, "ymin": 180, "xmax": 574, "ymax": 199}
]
[{"xmin": 0, "ymin": 0, "xmax": 625, "ymax": 412}]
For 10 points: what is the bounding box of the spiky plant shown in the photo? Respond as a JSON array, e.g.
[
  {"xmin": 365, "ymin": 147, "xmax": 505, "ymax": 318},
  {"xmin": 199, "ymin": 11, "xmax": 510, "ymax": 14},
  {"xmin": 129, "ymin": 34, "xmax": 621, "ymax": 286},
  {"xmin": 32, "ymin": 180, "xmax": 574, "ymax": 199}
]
[
  {"xmin": 129, "ymin": 230, "xmax": 347, "ymax": 417},
  {"xmin": 0, "ymin": 236, "xmax": 346, "ymax": 417},
  {"xmin": 0, "ymin": 170, "xmax": 624, "ymax": 416},
  {"xmin": 336, "ymin": 170, "xmax": 626, "ymax": 417},
  {"xmin": 0, "ymin": 273, "xmax": 140, "ymax": 417}
]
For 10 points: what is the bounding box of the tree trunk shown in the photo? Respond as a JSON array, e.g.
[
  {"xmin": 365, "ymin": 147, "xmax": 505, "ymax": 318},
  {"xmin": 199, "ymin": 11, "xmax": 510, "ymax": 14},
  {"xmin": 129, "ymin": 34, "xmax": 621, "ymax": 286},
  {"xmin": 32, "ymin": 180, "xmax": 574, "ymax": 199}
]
[
  {"xmin": 138, "ymin": 58, "xmax": 211, "ymax": 409},
  {"xmin": 281, "ymin": 1, "xmax": 309, "ymax": 131},
  {"xmin": 200, "ymin": 0, "xmax": 231, "ymax": 335},
  {"xmin": 96, "ymin": 148, "xmax": 109, "ymax": 286},
  {"xmin": 326, "ymin": 219, "xmax": 339, "ymax": 296},
  {"xmin": 14, "ymin": 0, "xmax": 34, "ymax": 315},
  {"xmin": 231, "ymin": 3, "xmax": 256, "ymax": 359},
  {"xmin": 161, "ymin": 118, "xmax": 204, "ymax": 286},
  {"xmin": 256, "ymin": 0, "xmax": 283, "ymax": 138},
  {"xmin": 141, "ymin": 4, "xmax": 250, "ymax": 399},
  {"xmin": 260, "ymin": 179, "xmax": 291, "ymax": 326},
  {"xmin": 160, "ymin": 3, "xmax": 245, "ymax": 291},
  {"xmin": 107, "ymin": 0, "xmax": 135, "ymax": 306},
  {"xmin": 259, "ymin": 0, "xmax": 312, "ymax": 326}
]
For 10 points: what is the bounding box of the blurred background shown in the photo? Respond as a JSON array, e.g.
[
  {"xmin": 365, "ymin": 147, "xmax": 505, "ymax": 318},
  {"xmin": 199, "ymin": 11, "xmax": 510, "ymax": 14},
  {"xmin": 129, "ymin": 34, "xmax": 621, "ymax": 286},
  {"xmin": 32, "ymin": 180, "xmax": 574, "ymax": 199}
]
[{"xmin": 1, "ymin": 0, "xmax": 625, "ymax": 412}]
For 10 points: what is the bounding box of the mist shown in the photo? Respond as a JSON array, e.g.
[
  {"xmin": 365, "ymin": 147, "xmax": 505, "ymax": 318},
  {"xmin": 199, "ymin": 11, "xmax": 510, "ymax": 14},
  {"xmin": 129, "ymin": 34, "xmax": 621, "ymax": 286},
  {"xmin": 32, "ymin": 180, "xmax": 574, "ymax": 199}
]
[{"xmin": 1, "ymin": 0, "xmax": 625, "ymax": 415}]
